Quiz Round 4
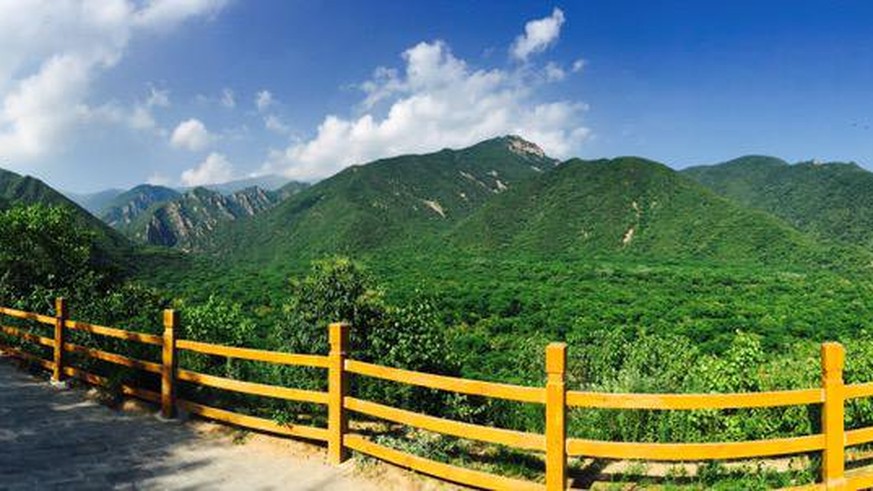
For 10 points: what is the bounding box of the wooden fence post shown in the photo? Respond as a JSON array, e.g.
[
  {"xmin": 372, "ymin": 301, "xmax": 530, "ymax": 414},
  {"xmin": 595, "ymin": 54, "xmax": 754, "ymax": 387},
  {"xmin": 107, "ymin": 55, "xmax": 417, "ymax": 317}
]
[
  {"xmin": 328, "ymin": 322, "xmax": 349, "ymax": 464},
  {"xmin": 161, "ymin": 309, "xmax": 178, "ymax": 419},
  {"xmin": 51, "ymin": 297, "xmax": 66, "ymax": 384},
  {"xmin": 822, "ymin": 342, "xmax": 846, "ymax": 490},
  {"xmin": 546, "ymin": 342, "xmax": 567, "ymax": 491}
]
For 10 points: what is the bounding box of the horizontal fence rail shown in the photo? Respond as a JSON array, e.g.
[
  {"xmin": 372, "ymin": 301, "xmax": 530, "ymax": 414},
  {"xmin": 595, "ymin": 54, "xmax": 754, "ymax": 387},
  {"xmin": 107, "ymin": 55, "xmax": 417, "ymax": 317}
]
[
  {"xmin": 3, "ymin": 300, "xmax": 873, "ymax": 489},
  {"xmin": 345, "ymin": 358, "xmax": 545, "ymax": 403}
]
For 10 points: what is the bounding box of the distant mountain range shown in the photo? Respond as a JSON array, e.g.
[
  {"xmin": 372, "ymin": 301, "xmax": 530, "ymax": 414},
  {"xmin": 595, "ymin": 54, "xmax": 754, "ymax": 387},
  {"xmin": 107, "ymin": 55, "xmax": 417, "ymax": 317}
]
[
  {"xmin": 199, "ymin": 136, "xmax": 865, "ymax": 272},
  {"xmin": 63, "ymin": 176, "xmax": 307, "ymax": 251},
  {"xmin": 66, "ymin": 174, "xmax": 296, "ymax": 214},
  {"xmin": 5, "ymin": 135, "xmax": 873, "ymax": 277}
]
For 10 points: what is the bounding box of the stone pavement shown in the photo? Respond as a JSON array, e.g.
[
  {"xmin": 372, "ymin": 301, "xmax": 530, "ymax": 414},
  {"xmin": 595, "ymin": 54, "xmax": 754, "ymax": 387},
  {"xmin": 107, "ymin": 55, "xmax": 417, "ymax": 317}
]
[{"xmin": 0, "ymin": 357, "xmax": 381, "ymax": 490}]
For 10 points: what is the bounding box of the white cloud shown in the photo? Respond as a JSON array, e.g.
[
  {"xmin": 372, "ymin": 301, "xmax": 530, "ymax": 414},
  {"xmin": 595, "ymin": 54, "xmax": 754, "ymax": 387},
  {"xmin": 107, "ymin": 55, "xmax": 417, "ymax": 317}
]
[
  {"xmin": 572, "ymin": 59, "xmax": 586, "ymax": 73},
  {"xmin": 0, "ymin": 1, "xmax": 226, "ymax": 163},
  {"xmin": 220, "ymin": 88, "xmax": 235, "ymax": 108},
  {"xmin": 545, "ymin": 62, "xmax": 565, "ymax": 82},
  {"xmin": 181, "ymin": 152, "xmax": 234, "ymax": 186},
  {"xmin": 255, "ymin": 90, "xmax": 273, "ymax": 112},
  {"xmin": 134, "ymin": 0, "xmax": 227, "ymax": 30},
  {"xmin": 170, "ymin": 118, "xmax": 212, "ymax": 151},
  {"xmin": 510, "ymin": 8, "xmax": 565, "ymax": 62},
  {"xmin": 264, "ymin": 39, "xmax": 589, "ymax": 181},
  {"xmin": 264, "ymin": 115, "xmax": 290, "ymax": 134}
]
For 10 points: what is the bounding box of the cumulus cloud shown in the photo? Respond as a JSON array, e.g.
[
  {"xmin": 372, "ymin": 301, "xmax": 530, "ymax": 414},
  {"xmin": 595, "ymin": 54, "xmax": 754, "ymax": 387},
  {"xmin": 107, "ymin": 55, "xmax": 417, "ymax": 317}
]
[
  {"xmin": 181, "ymin": 151, "xmax": 234, "ymax": 186},
  {"xmin": 170, "ymin": 118, "xmax": 212, "ymax": 151},
  {"xmin": 0, "ymin": 0, "xmax": 226, "ymax": 163},
  {"xmin": 264, "ymin": 39, "xmax": 589, "ymax": 181},
  {"xmin": 511, "ymin": 8, "xmax": 565, "ymax": 62},
  {"xmin": 255, "ymin": 90, "xmax": 273, "ymax": 112}
]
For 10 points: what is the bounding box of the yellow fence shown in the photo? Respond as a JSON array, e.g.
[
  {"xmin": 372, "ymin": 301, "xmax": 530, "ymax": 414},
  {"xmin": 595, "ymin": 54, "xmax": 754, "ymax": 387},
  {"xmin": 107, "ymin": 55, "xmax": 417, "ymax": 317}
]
[{"xmin": 1, "ymin": 299, "xmax": 873, "ymax": 490}]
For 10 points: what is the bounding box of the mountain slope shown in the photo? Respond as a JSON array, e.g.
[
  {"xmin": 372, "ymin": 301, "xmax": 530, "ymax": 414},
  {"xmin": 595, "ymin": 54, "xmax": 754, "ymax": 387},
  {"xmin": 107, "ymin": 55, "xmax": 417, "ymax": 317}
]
[
  {"xmin": 208, "ymin": 135, "xmax": 557, "ymax": 261},
  {"xmin": 450, "ymin": 157, "xmax": 852, "ymax": 266},
  {"xmin": 682, "ymin": 156, "xmax": 873, "ymax": 248},
  {"xmin": 121, "ymin": 186, "xmax": 285, "ymax": 251},
  {"xmin": 101, "ymin": 184, "xmax": 181, "ymax": 228},
  {"xmin": 0, "ymin": 168, "xmax": 133, "ymax": 268}
]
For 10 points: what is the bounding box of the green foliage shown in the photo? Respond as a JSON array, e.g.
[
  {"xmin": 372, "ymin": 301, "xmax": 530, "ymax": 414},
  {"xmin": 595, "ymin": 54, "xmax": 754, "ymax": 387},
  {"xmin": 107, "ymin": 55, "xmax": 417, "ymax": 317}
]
[{"xmin": 0, "ymin": 205, "xmax": 94, "ymax": 300}]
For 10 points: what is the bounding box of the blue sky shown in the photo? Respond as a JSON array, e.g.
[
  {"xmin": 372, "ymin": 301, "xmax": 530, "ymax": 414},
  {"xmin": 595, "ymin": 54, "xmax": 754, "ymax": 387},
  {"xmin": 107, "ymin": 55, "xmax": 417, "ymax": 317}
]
[{"xmin": 2, "ymin": 1, "xmax": 873, "ymax": 192}]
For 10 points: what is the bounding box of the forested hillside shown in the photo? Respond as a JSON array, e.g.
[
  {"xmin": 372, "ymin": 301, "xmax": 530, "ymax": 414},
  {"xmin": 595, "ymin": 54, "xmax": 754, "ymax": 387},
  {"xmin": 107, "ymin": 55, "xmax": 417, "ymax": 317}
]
[
  {"xmin": 683, "ymin": 156, "xmax": 873, "ymax": 248},
  {"xmin": 0, "ymin": 168, "xmax": 132, "ymax": 267},
  {"xmin": 204, "ymin": 135, "xmax": 555, "ymax": 263}
]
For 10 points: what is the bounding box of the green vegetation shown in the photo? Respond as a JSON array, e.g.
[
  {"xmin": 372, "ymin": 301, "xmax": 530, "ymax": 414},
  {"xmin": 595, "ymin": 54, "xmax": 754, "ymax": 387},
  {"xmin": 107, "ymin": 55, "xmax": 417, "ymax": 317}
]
[
  {"xmin": 683, "ymin": 155, "xmax": 873, "ymax": 249},
  {"xmin": 11, "ymin": 137, "xmax": 873, "ymax": 486}
]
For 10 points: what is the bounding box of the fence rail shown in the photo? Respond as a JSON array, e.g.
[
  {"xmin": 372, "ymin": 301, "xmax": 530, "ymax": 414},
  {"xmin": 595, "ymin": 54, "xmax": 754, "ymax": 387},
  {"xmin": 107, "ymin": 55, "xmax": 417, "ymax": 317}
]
[{"xmin": 2, "ymin": 299, "xmax": 873, "ymax": 490}]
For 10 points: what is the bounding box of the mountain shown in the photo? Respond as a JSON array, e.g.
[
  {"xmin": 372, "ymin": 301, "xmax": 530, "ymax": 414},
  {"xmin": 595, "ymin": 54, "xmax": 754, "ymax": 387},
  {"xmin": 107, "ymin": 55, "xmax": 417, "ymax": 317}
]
[
  {"xmin": 101, "ymin": 184, "xmax": 181, "ymax": 228},
  {"xmin": 119, "ymin": 186, "xmax": 285, "ymax": 251},
  {"xmin": 207, "ymin": 135, "xmax": 557, "ymax": 261},
  {"xmin": 65, "ymin": 188, "xmax": 124, "ymax": 215},
  {"xmin": 450, "ymin": 157, "xmax": 838, "ymax": 266},
  {"xmin": 0, "ymin": 168, "xmax": 132, "ymax": 267},
  {"xmin": 682, "ymin": 156, "xmax": 873, "ymax": 249},
  {"xmin": 187, "ymin": 174, "xmax": 296, "ymax": 195}
]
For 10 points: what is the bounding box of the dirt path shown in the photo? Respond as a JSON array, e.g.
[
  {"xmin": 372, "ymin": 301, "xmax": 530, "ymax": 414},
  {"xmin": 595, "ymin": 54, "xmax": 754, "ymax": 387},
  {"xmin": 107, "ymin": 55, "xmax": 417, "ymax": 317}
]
[{"xmin": 0, "ymin": 356, "xmax": 454, "ymax": 490}]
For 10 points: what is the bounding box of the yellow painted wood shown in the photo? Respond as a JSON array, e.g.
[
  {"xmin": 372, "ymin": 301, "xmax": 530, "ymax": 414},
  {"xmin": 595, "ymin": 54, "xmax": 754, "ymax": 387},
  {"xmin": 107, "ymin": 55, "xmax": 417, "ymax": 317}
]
[
  {"xmin": 176, "ymin": 368, "xmax": 328, "ymax": 404},
  {"xmin": 177, "ymin": 398, "xmax": 328, "ymax": 442},
  {"xmin": 0, "ymin": 343, "xmax": 54, "ymax": 369},
  {"xmin": 566, "ymin": 434, "xmax": 825, "ymax": 460},
  {"xmin": 0, "ymin": 324, "xmax": 55, "ymax": 347},
  {"xmin": 52, "ymin": 297, "xmax": 66, "ymax": 382},
  {"xmin": 65, "ymin": 319, "xmax": 163, "ymax": 346},
  {"xmin": 845, "ymin": 382, "xmax": 873, "ymax": 400},
  {"xmin": 846, "ymin": 426, "xmax": 873, "ymax": 447},
  {"xmin": 344, "ymin": 396, "xmax": 545, "ymax": 451},
  {"xmin": 62, "ymin": 365, "xmax": 161, "ymax": 403},
  {"xmin": 0, "ymin": 306, "xmax": 56, "ymax": 325},
  {"xmin": 175, "ymin": 339, "xmax": 328, "ymax": 367},
  {"xmin": 345, "ymin": 359, "xmax": 546, "ymax": 404},
  {"xmin": 845, "ymin": 465, "xmax": 873, "ymax": 490},
  {"xmin": 64, "ymin": 342, "xmax": 162, "ymax": 374},
  {"xmin": 344, "ymin": 434, "xmax": 543, "ymax": 491},
  {"xmin": 328, "ymin": 322, "xmax": 349, "ymax": 464},
  {"xmin": 566, "ymin": 388, "xmax": 824, "ymax": 409},
  {"xmin": 545, "ymin": 343, "xmax": 567, "ymax": 491},
  {"xmin": 161, "ymin": 310, "xmax": 178, "ymax": 419},
  {"xmin": 822, "ymin": 342, "xmax": 846, "ymax": 490}
]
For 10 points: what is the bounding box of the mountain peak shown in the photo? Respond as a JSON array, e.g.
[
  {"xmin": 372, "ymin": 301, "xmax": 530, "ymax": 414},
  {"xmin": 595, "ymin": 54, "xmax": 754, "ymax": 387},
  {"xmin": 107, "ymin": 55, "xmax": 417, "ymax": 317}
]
[{"xmin": 500, "ymin": 135, "xmax": 547, "ymax": 159}]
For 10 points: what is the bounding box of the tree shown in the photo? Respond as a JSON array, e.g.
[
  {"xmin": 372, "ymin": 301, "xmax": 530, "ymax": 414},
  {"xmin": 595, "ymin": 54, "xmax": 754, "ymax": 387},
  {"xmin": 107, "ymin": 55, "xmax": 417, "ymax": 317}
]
[{"xmin": 0, "ymin": 205, "xmax": 97, "ymax": 307}]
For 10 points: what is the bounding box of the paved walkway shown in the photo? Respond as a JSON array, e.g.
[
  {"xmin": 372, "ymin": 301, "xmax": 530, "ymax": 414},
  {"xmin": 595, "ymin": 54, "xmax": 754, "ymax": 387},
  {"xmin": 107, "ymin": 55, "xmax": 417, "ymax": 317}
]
[{"xmin": 0, "ymin": 357, "xmax": 382, "ymax": 490}]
